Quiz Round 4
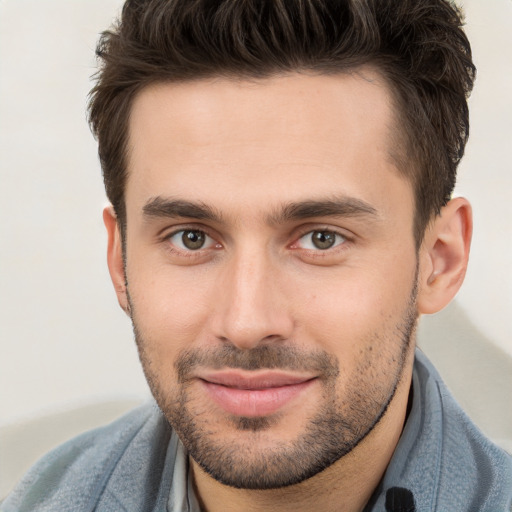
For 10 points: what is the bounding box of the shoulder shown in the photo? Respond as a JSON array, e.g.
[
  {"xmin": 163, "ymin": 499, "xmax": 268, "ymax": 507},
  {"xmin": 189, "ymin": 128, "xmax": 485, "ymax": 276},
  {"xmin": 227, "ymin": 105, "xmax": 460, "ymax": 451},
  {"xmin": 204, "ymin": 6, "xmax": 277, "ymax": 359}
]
[
  {"xmin": 374, "ymin": 351, "xmax": 511, "ymax": 511},
  {"xmin": 415, "ymin": 350, "xmax": 512, "ymax": 511},
  {"xmin": 1, "ymin": 402, "xmax": 171, "ymax": 512}
]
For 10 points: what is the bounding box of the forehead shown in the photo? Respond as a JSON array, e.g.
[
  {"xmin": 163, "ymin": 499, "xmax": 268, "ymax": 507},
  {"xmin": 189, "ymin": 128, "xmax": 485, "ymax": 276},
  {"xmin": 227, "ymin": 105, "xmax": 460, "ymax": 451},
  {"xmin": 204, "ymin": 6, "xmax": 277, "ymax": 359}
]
[{"xmin": 125, "ymin": 71, "xmax": 411, "ymax": 220}]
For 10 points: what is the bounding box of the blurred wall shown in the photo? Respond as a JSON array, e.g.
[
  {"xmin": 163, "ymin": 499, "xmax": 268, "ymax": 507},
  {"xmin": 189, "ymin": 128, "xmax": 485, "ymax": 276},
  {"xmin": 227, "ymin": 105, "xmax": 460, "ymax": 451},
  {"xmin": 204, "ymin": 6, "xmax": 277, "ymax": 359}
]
[{"xmin": 0, "ymin": 0, "xmax": 511, "ymax": 433}]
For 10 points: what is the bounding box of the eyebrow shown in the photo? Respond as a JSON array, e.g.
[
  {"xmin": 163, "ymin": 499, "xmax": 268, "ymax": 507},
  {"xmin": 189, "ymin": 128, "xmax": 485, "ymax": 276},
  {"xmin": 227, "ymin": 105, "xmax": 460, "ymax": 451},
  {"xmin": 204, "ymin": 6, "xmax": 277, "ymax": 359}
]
[
  {"xmin": 143, "ymin": 197, "xmax": 223, "ymax": 222},
  {"xmin": 268, "ymin": 197, "xmax": 379, "ymax": 224},
  {"xmin": 142, "ymin": 195, "xmax": 380, "ymax": 225}
]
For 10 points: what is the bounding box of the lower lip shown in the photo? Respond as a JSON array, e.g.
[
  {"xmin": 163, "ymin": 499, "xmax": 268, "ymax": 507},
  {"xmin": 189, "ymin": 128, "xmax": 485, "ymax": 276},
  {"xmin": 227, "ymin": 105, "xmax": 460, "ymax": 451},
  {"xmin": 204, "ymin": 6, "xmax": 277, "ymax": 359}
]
[{"xmin": 201, "ymin": 379, "xmax": 315, "ymax": 417}]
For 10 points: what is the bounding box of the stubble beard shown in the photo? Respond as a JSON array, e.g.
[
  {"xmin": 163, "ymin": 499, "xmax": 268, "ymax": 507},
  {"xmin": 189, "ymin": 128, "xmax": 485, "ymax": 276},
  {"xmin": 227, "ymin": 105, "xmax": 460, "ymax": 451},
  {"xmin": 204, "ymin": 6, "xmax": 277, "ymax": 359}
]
[{"xmin": 128, "ymin": 286, "xmax": 418, "ymax": 490}]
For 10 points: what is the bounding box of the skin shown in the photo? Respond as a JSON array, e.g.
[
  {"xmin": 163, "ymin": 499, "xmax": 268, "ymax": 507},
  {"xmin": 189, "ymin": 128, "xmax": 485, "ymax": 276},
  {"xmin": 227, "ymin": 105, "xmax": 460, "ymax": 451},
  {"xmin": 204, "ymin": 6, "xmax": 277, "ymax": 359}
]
[{"xmin": 104, "ymin": 71, "xmax": 472, "ymax": 512}]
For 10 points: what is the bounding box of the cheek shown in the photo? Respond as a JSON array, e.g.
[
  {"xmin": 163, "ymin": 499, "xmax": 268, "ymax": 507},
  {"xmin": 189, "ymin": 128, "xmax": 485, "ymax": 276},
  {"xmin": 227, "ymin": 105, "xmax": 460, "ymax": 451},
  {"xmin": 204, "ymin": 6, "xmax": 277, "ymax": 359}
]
[
  {"xmin": 295, "ymin": 260, "xmax": 417, "ymax": 355},
  {"xmin": 127, "ymin": 263, "xmax": 218, "ymax": 358}
]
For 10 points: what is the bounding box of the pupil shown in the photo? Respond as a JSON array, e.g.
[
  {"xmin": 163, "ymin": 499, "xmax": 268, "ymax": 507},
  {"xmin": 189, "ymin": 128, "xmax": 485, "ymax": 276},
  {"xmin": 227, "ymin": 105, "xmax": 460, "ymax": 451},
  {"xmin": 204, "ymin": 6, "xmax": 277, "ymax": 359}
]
[
  {"xmin": 312, "ymin": 231, "xmax": 335, "ymax": 250},
  {"xmin": 182, "ymin": 230, "xmax": 205, "ymax": 250}
]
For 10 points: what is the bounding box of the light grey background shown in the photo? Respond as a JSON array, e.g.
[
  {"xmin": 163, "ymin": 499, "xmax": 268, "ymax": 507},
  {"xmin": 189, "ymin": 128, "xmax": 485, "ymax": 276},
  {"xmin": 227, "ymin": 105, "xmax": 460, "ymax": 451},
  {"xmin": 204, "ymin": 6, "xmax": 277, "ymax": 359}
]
[{"xmin": 0, "ymin": 0, "xmax": 511, "ymax": 494}]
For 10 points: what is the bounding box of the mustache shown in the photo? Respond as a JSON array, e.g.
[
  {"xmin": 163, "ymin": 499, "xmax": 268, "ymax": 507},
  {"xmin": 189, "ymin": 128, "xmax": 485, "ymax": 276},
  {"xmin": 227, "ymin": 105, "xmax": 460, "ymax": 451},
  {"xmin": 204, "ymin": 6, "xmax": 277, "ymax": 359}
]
[{"xmin": 175, "ymin": 343, "xmax": 340, "ymax": 383}]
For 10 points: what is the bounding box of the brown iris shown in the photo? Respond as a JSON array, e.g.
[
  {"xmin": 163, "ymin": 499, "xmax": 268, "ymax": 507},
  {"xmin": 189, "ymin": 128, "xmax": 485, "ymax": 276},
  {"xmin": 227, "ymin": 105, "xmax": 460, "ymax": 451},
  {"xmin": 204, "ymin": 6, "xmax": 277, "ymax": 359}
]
[
  {"xmin": 182, "ymin": 230, "xmax": 206, "ymax": 250},
  {"xmin": 311, "ymin": 231, "xmax": 336, "ymax": 250}
]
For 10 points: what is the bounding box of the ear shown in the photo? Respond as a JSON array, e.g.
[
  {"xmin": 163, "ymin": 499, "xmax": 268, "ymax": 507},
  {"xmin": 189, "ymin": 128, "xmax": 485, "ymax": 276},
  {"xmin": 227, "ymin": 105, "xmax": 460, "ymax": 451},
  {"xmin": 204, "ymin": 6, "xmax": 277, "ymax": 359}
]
[
  {"xmin": 417, "ymin": 197, "xmax": 472, "ymax": 314},
  {"xmin": 103, "ymin": 206, "xmax": 130, "ymax": 315}
]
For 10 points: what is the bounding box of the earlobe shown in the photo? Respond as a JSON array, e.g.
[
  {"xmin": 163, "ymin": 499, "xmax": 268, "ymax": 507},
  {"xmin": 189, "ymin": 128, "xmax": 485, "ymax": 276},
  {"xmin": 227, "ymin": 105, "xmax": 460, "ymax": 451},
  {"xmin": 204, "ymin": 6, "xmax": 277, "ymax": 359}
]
[
  {"xmin": 103, "ymin": 206, "xmax": 130, "ymax": 315},
  {"xmin": 417, "ymin": 197, "xmax": 472, "ymax": 314}
]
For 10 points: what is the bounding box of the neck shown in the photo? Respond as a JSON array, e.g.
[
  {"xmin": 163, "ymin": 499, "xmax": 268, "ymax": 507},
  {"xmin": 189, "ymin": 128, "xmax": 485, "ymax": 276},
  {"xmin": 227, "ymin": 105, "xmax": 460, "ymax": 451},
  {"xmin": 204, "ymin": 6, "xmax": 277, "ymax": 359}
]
[{"xmin": 191, "ymin": 356, "xmax": 414, "ymax": 512}]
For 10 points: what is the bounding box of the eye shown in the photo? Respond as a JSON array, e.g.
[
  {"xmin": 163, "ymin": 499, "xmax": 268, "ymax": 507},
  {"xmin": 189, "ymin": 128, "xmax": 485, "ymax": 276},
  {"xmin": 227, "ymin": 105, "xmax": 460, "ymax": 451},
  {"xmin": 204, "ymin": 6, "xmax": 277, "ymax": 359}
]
[
  {"xmin": 296, "ymin": 230, "xmax": 346, "ymax": 250},
  {"xmin": 167, "ymin": 229, "xmax": 217, "ymax": 251}
]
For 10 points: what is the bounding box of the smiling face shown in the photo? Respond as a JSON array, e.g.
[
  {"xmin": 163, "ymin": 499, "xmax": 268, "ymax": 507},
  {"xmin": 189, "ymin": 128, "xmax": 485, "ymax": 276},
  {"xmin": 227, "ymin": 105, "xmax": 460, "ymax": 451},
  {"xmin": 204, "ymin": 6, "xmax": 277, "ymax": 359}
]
[{"xmin": 111, "ymin": 71, "xmax": 421, "ymax": 489}]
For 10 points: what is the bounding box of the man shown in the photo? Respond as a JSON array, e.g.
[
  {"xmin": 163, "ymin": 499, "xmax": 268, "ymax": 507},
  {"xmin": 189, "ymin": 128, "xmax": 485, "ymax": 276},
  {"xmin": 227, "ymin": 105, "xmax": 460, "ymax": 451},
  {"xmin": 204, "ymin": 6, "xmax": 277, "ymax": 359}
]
[{"xmin": 3, "ymin": 0, "xmax": 511, "ymax": 511}]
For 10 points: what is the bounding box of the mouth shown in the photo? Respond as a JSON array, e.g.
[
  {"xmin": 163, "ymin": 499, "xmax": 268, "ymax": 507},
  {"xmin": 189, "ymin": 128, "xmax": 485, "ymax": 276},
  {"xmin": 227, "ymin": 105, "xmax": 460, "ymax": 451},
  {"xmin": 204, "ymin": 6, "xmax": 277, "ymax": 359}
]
[{"xmin": 198, "ymin": 371, "xmax": 317, "ymax": 417}]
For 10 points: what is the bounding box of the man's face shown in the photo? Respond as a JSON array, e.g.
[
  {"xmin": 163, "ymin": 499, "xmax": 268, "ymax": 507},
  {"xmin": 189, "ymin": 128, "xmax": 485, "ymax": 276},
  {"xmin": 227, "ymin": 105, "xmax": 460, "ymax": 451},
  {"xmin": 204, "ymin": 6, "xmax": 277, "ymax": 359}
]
[{"xmin": 121, "ymin": 72, "xmax": 419, "ymax": 489}]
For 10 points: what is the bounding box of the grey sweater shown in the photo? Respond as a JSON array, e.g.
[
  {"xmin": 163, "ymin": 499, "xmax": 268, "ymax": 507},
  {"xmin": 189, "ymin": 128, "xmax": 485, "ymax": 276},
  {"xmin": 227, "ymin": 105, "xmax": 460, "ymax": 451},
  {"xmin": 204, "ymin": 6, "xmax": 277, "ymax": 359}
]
[{"xmin": 2, "ymin": 350, "xmax": 511, "ymax": 511}]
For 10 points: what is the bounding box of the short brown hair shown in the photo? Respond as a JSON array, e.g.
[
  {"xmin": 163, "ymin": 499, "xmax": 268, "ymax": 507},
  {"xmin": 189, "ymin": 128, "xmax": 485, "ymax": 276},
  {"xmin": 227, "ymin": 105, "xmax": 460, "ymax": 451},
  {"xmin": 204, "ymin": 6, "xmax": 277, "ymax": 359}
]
[{"xmin": 88, "ymin": 0, "xmax": 475, "ymax": 244}]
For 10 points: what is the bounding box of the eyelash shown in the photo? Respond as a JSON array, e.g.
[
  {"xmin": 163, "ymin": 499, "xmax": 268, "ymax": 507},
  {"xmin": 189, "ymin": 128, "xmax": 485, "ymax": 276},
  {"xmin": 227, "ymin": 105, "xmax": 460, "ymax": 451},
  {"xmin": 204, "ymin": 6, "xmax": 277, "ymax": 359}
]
[
  {"xmin": 292, "ymin": 229, "xmax": 347, "ymax": 251},
  {"xmin": 287, "ymin": 227, "xmax": 353, "ymax": 263},
  {"xmin": 161, "ymin": 227, "xmax": 221, "ymax": 258},
  {"xmin": 160, "ymin": 225, "xmax": 352, "ymax": 260}
]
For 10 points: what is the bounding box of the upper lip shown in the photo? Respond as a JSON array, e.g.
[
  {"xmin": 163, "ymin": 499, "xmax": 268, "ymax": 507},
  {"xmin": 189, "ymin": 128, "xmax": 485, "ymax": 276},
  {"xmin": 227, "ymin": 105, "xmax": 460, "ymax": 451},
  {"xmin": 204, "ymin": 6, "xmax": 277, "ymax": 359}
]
[{"xmin": 198, "ymin": 371, "xmax": 316, "ymax": 390}]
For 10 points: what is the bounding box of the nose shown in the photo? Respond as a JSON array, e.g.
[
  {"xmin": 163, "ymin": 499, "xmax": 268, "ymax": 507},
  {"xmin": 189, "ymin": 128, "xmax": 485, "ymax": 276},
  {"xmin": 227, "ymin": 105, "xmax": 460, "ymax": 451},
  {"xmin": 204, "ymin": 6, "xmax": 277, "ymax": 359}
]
[{"xmin": 212, "ymin": 248, "xmax": 294, "ymax": 350}]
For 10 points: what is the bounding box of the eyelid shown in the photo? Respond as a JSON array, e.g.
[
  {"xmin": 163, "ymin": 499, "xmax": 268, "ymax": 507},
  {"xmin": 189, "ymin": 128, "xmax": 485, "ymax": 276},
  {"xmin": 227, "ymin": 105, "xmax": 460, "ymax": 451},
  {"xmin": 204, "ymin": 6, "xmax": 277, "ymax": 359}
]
[
  {"xmin": 161, "ymin": 225, "xmax": 222, "ymax": 253},
  {"xmin": 160, "ymin": 222, "xmax": 218, "ymax": 240},
  {"xmin": 296, "ymin": 230, "xmax": 345, "ymax": 250},
  {"xmin": 290, "ymin": 225, "xmax": 352, "ymax": 247}
]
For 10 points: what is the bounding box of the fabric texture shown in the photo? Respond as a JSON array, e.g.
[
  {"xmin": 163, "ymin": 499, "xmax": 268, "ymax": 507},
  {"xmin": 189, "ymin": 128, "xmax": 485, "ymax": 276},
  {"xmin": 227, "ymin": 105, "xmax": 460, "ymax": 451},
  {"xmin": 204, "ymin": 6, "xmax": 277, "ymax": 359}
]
[{"xmin": 2, "ymin": 350, "xmax": 511, "ymax": 512}]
